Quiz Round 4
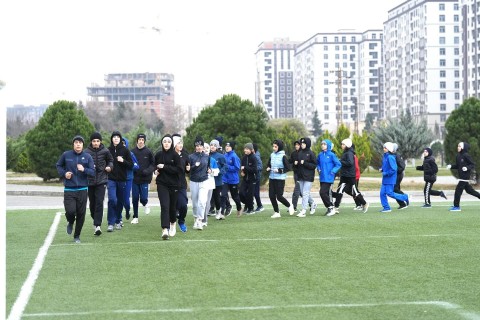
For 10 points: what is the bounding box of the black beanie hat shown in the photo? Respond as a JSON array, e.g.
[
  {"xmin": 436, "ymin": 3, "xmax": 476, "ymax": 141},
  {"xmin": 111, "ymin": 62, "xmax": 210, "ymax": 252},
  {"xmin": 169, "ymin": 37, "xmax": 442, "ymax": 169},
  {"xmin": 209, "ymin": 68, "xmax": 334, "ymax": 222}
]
[
  {"xmin": 72, "ymin": 135, "xmax": 85, "ymax": 144},
  {"xmin": 194, "ymin": 136, "xmax": 204, "ymax": 147},
  {"xmin": 215, "ymin": 136, "xmax": 224, "ymax": 146},
  {"xmin": 90, "ymin": 132, "xmax": 102, "ymax": 141},
  {"xmin": 225, "ymin": 141, "xmax": 236, "ymax": 150},
  {"xmin": 137, "ymin": 133, "xmax": 146, "ymax": 141}
]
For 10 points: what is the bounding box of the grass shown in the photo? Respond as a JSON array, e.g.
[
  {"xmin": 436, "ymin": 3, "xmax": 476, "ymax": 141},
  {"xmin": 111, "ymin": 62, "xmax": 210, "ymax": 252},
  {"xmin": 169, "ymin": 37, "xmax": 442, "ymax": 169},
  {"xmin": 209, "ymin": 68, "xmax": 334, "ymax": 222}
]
[{"xmin": 6, "ymin": 203, "xmax": 480, "ymax": 320}]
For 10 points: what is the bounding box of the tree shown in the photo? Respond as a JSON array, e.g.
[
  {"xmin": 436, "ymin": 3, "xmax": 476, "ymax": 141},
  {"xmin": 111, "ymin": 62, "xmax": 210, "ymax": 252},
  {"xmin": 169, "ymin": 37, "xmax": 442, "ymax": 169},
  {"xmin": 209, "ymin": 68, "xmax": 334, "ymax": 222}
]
[
  {"xmin": 370, "ymin": 110, "xmax": 434, "ymax": 167},
  {"xmin": 363, "ymin": 113, "xmax": 375, "ymax": 134},
  {"xmin": 268, "ymin": 118, "xmax": 309, "ymax": 156},
  {"xmin": 311, "ymin": 110, "xmax": 323, "ymax": 136},
  {"xmin": 184, "ymin": 94, "xmax": 276, "ymax": 183},
  {"xmin": 444, "ymin": 97, "xmax": 480, "ymax": 184},
  {"xmin": 431, "ymin": 141, "xmax": 444, "ymax": 166},
  {"xmin": 25, "ymin": 100, "xmax": 94, "ymax": 181},
  {"xmin": 352, "ymin": 131, "xmax": 373, "ymax": 173}
]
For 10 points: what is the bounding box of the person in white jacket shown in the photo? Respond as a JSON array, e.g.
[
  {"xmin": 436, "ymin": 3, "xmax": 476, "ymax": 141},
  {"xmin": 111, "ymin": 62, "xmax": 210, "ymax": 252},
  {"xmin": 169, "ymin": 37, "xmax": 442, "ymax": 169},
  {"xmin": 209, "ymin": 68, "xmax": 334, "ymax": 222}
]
[{"xmin": 202, "ymin": 143, "xmax": 219, "ymax": 227}]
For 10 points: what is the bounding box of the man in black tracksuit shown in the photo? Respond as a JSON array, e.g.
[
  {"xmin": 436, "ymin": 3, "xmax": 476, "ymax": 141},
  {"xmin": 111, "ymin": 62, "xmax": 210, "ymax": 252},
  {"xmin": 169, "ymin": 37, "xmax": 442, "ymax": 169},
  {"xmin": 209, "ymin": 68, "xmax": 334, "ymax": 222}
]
[
  {"xmin": 107, "ymin": 131, "xmax": 133, "ymax": 232},
  {"xmin": 416, "ymin": 147, "xmax": 446, "ymax": 208},
  {"xmin": 85, "ymin": 132, "xmax": 114, "ymax": 236},
  {"xmin": 447, "ymin": 142, "xmax": 480, "ymax": 211},
  {"xmin": 131, "ymin": 133, "xmax": 155, "ymax": 224}
]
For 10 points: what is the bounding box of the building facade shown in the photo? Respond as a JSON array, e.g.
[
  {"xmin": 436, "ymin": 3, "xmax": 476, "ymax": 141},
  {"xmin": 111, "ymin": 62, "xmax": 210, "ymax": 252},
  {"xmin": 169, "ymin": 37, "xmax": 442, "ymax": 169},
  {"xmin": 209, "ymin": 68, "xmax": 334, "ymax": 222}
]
[
  {"xmin": 460, "ymin": 0, "xmax": 480, "ymax": 99},
  {"xmin": 294, "ymin": 30, "xmax": 383, "ymax": 133},
  {"xmin": 383, "ymin": 0, "xmax": 461, "ymax": 136},
  {"xmin": 255, "ymin": 38, "xmax": 299, "ymax": 119},
  {"xmin": 87, "ymin": 72, "xmax": 174, "ymax": 120}
]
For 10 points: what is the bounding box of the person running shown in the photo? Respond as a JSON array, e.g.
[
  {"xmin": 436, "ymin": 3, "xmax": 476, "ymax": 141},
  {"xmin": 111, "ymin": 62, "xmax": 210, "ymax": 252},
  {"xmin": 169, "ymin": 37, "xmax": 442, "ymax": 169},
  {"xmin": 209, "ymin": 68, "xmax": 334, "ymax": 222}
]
[
  {"xmin": 85, "ymin": 132, "xmax": 113, "ymax": 236},
  {"xmin": 352, "ymin": 144, "xmax": 363, "ymax": 211},
  {"xmin": 56, "ymin": 135, "xmax": 95, "ymax": 243},
  {"xmin": 332, "ymin": 138, "xmax": 369, "ymax": 215},
  {"xmin": 218, "ymin": 141, "xmax": 243, "ymax": 219},
  {"xmin": 392, "ymin": 143, "xmax": 407, "ymax": 209},
  {"xmin": 252, "ymin": 143, "xmax": 264, "ymax": 212},
  {"xmin": 209, "ymin": 139, "xmax": 226, "ymax": 220},
  {"xmin": 172, "ymin": 134, "xmax": 190, "ymax": 232},
  {"xmin": 239, "ymin": 143, "xmax": 258, "ymax": 214},
  {"xmin": 155, "ymin": 134, "xmax": 183, "ymax": 240},
  {"xmin": 131, "ymin": 133, "xmax": 155, "ymax": 224},
  {"xmin": 267, "ymin": 139, "xmax": 294, "ymax": 218},
  {"xmin": 416, "ymin": 147, "xmax": 447, "ymax": 208},
  {"xmin": 202, "ymin": 143, "xmax": 219, "ymax": 227},
  {"xmin": 294, "ymin": 137, "xmax": 318, "ymax": 217},
  {"xmin": 290, "ymin": 140, "xmax": 316, "ymax": 214},
  {"xmin": 121, "ymin": 137, "xmax": 139, "ymax": 222},
  {"xmin": 316, "ymin": 139, "xmax": 342, "ymax": 216},
  {"xmin": 106, "ymin": 131, "xmax": 134, "ymax": 232},
  {"xmin": 379, "ymin": 142, "xmax": 410, "ymax": 213},
  {"xmin": 446, "ymin": 142, "xmax": 480, "ymax": 211}
]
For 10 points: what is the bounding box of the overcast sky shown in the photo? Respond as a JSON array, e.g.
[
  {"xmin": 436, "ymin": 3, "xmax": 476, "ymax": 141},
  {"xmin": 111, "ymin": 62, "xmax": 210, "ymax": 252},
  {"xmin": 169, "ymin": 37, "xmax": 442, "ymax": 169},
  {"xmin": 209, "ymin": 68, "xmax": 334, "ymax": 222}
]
[{"xmin": 0, "ymin": 0, "xmax": 403, "ymax": 108}]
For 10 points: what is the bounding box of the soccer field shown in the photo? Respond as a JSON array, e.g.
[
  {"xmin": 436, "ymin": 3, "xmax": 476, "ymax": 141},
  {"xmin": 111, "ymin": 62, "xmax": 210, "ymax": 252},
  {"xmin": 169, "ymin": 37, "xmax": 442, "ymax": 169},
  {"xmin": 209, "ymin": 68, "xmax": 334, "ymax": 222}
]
[{"xmin": 6, "ymin": 203, "xmax": 480, "ymax": 320}]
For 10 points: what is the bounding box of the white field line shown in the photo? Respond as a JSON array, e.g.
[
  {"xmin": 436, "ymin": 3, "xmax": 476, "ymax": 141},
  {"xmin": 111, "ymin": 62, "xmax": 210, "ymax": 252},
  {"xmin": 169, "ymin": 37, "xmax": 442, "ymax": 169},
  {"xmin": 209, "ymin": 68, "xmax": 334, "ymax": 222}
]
[
  {"xmin": 21, "ymin": 301, "xmax": 480, "ymax": 319},
  {"xmin": 49, "ymin": 233, "xmax": 473, "ymax": 247},
  {"xmin": 7, "ymin": 212, "xmax": 62, "ymax": 320}
]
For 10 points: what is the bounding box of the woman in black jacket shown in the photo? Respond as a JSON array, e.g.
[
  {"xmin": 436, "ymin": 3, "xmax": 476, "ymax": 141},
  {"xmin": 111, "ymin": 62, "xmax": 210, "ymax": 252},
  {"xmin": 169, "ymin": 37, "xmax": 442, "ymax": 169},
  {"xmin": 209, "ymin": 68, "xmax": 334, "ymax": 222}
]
[
  {"xmin": 416, "ymin": 147, "xmax": 447, "ymax": 208},
  {"xmin": 155, "ymin": 134, "xmax": 183, "ymax": 240}
]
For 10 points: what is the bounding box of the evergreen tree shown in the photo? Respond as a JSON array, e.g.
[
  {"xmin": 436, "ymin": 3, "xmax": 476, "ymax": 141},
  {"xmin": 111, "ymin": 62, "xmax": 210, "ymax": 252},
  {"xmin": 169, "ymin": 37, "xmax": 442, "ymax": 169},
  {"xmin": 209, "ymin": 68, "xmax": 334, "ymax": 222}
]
[
  {"xmin": 311, "ymin": 110, "xmax": 323, "ymax": 136},
  {"xmin": 352, "ymin": 131, "xmax": 373, "ymax": 173},
  {"xmin": 184, "ymin": 94, "xmax": 276, "ymax": 183},
  {"xmin": 25, "ymin": 100, "xmax": 94, "ymax": 181},
  {"xmin": 363, "ymin": 113, "xmax": 375, "ymax": 134},
  {"xmin": 444, "ymin": 97, "xmax": 480, "ymax": 184}
]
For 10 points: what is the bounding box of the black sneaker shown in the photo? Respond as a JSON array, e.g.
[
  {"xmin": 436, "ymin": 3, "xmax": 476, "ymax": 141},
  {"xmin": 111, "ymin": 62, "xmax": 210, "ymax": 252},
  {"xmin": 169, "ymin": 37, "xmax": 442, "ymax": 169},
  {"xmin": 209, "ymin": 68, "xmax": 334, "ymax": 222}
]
[
  {"xmin": 245, "ymin": 209, "xmax": 254, "ymax": 214},
  {"xmin": 254, "ymin": 206, "xmax": 264, "ymax": 212},
  {"xmin": 225, "ymin": 207, "xmax": 232, "ymax": 217},
  {"xmin": 440, "ymin": 191, "xmax": 447, "ymax": 200},
  {"xmin": 125, "ymin": 211, "xmax": 130, "ymax": 220},
  {"xmin": 66, "ymin": 223, "xmax": 73, "ymax": 235},
  {"xmin": 74, "ymin": 237, "xmax": 81, "ymax": 244},
  {"xmin": 397, "ymin": 205, "xmax": 408, "ymax": 210}
]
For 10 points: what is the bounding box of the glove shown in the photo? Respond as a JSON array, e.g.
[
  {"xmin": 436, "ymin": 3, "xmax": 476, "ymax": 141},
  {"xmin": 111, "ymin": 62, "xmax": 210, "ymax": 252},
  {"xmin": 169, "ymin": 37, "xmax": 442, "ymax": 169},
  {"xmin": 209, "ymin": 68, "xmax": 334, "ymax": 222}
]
[
  {"xmin": 446, "ymin": 164, "xmax": 451, "ymax": 169},
  {"xmin": 462, "ymin": 166, "xmax": 467, "ymax": 172}
]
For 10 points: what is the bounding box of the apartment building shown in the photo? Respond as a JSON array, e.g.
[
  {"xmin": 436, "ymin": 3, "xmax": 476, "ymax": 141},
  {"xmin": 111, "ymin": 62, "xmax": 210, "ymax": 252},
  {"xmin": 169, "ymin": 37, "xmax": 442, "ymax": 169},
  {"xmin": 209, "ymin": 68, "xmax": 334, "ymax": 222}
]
[
  {"xmin": 294, "ymin": 30, "xmax": 383, "ymax": 133},
  {"xmin": 383, "ymin": 0, "xmax": 461, "ymax": 136},
  {"xmin": 87, "ymin": 72, "xmax": 174, "ymax": 121},
  {"xmin": 460, "ymin": 0, "xmax": 480, "ymax": 99},
  {"xmin": 255, "ymin": 38, "xmax": 299, "ymax": 119}
]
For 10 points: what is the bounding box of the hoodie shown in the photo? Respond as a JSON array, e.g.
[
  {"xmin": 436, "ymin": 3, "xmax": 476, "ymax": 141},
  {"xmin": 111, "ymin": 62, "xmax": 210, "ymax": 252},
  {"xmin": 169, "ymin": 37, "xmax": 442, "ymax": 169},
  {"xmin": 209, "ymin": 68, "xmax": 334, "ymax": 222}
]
[
  {"xmin": 108, "ymin": 131, "xmax": 134, "ymax": 181},
  {"xmin": 85, "ymin": 141, "xmax": 114, "ymax": 186},
  {"xmin": 154, "ymin": 134, "xmax": 183, "ymax": 188},
  {"xmin": 316, "ymin": 139, "xmax": 342, "ymax": 183},
  {"xmin": 296, "ymin": 137, "xmax": 317, "ymax": 182},
  {"xmin": 416, "ymin": 147, "xmax": 438, "ymax": 182},
  {"xmin": 451, "ymin": 142, "xmax": 475, "ymax": 180}
]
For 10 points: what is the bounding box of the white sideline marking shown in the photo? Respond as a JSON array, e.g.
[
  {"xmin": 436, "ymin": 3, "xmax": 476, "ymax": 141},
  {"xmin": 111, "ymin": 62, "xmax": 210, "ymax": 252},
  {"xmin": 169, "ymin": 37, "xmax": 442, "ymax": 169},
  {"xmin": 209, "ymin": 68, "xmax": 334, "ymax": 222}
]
[
  {"xmin": 49, "ymin": 233, "xmax": 473, "ymax": 247},
  {"xmin": 8, "ymin": 212, "xmax": 62, "ymax": 320},
  {"xmin": 22, "ymin": 301, "xmax": 480, "ymax": 319}
]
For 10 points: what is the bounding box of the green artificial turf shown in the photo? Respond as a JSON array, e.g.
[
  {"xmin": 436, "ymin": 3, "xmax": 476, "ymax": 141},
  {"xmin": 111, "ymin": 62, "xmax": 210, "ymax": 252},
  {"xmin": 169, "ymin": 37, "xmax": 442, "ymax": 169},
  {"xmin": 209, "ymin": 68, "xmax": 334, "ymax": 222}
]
[{"xmin": 6, "ymin": 203, "xmax": 480, "ymax": 320}]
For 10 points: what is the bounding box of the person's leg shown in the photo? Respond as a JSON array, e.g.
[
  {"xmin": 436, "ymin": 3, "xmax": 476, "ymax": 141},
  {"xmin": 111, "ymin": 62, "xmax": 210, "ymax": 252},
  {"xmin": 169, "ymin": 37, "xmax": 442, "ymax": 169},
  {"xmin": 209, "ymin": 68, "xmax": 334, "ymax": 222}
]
[
  {"xmin": 106, "ymin": 180, "xmax": 117, "ymax": 227},
  {"xmin": 157, "ymin": 184, "xmax": 171, "ymax": 229},
  {"xmin": 64, "ymin": 192, "xmax": 76, "ymax": 229},
  {"xmin": 254, "ymin": 176, "xmax": 262, "ymax": 208},
  {"xmin": 88, "ymin": 186, "xmax": 96, "ymax": 221},
  {"xmin": 73, "ymin": 190, "xmax": 88, "ymax": 239},
  {"xmin": 176, "ymin": 188, "xmax": 188, "ymax": 225},
  {"xmin": 124, "ymin": 179, "xmax": 132, "ymax": 219},
  {"xmin": 275, "ymin": 179, "xmax": 291, "ymax": 208},
  {"xmin": 229, "ymin": 184, "xmax": 242, "ymax": 211},
  {"xmin": 115, "ymin": 181, "xmax": 126, "ymax": 225},
  {"xmin": 320, "ymin": 182, "xmax": 333, "ymax": 208},
  {"xmin": 93, "ymin": 184, "xmax": 106, "ymax": 227},
  {"xmin": 380, "ymin": 184, "xmax": 391, "ymax": 210},
  {"xmin": 464, "ymin": 183, "xmax": 480, "ymax": 200},
  {"xmin": 453, "ymin": 182, "xmax": 466, "ymax": 207},
  {"xmin": 131, "ymin": 183, "xmax": 140, "ymax": 219},
  {"xmin": 269, "ymin": 179, "xmax": 280, "ymax": 213},
  {"xmin": 246, "ymin": 181, "xmax": 255, "ymax": 211},
  {"xmin": 394, "ymin": 174, "xmax": 405, "ymax": 206},
  {"xmin": 203, "ymin": 189, "xmax": 213, "ymax": 223},
  {"xmin": 292, "ymin": 175, "xmax": 300, "ymax": 210}
]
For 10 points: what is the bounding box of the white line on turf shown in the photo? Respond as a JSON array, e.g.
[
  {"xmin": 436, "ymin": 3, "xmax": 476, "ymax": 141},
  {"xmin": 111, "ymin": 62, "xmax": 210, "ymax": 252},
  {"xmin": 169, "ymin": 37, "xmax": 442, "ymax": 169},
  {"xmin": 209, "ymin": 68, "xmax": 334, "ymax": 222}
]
[
  {"xmin": 8, "ymin": 212, "xmax": 62, "ymax": 320},
  {"xmin": 21, "ymin": 301, "xmax": 480, "ymax": 319}
]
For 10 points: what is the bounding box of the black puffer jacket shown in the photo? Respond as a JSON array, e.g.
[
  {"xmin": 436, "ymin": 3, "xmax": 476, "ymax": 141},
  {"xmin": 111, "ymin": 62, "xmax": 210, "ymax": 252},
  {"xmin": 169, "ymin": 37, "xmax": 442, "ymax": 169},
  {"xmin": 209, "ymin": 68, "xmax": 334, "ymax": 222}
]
[
  {"xmin": 85, "ymin": 143, "xmax": 114, "ymax": 186},
  {"xmin": 296, "ymin": 137, "xmax": 317, "ymax": 182},
  {"xmin": 339, "ymin": 147, "xmax": 356, "ymax": 178},
  {"xmin": 416, "ymin": 149, "xmax": 438, "ymax": 183},
  {"xmin": 451, "ymin": 142, "xmax": 475, "ymax": 180},
  {"xmin": 108, "ymin": 131, "xmax": 133, "ymax": 181}
]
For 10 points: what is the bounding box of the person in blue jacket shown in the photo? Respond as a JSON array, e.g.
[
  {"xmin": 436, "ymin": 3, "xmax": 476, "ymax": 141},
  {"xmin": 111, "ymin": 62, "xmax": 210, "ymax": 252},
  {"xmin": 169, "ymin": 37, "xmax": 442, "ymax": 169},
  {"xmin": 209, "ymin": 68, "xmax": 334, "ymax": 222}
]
[
  {"xmin": 56, "ymin": 135, "xmax": 95, "ymax": 243},
  {"xmin": 219, "ymin": 141, "xmax": 243, "ymax": 218},
  {"xmin": 380, "ymin": 142, "xmax": 409, "ymax": 212},
  {"xmin": 316, "ymin": 139, "xmax": 342, "ymax": 216}
]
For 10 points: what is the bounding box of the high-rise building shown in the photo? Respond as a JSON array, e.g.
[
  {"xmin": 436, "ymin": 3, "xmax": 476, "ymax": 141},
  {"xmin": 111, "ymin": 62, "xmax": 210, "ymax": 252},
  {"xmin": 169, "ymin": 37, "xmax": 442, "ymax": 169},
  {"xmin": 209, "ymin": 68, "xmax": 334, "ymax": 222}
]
[
  {"xmin": 294, "ymin": 30, "xmax": 383, "ymax": 133},
  {"xmin": 460, "ymin": 0, "xmax": 480, "ymax": 99},
  {"xmin": 255, "ymin": 38, "xmax": 299, "ymax": 119},
  {"xmin": 87, "ymin": 72, "xmax": 174, "ymax": 121},
  {"xmin": 383, "ymin": 0, "xmax": 461, "ymax": 136}
]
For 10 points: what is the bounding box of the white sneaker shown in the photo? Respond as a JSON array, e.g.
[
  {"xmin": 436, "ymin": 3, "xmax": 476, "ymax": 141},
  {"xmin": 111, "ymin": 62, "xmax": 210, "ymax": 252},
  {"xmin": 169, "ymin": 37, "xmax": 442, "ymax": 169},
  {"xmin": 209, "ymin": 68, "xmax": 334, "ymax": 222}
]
[
  {"xmin": 216, "ymin": 213, "xmax": 225, "ymax": 220},
  {"xmin": 131, "ymin": 218, "xmax": 139, "ymax": 224},
  {"xmin": 271, "ymin": 212, "xmax": 281, "ymax": 218},
  {"xmin": 334, "ymin": 207, "xmax": 340, "ymax": 214},
  {"xmin": 169, "ymin": 222, "xmax": 176, "ymax": 237},
  {"xmin": 161, "ymin": 228, "xmax": 169, "ymax": 240},
  {"xmin": 297, "ymin": 210, "xmax": 306, "ymax": 218},
  {"xmin": 326, "ymin": 207, "xmax": 336, "ymax": 217},
  {"xmin": 144, "ymin": 204, "xmax": 150, "ymax": 215},
  {"xmin": 202, "ymin": 222, "xmax": 208, "ymax": 227},
  {"xmin": 288, "ymin": 206, "xmax": 295, "ymax": 215},
  {"xmin": 362, "ymin": 203, "xmax": 369, "ymax": 213},
  {"xmin": 193, "ymin": 219, "xmax": 203, "ymax": 230},
  {"xmin": 353, "ymin": 206, "xmax": 363, "ymax": 211},
  {"xmin": 310, "ymin": 203, "xmax": 317, "ymax": 215}
]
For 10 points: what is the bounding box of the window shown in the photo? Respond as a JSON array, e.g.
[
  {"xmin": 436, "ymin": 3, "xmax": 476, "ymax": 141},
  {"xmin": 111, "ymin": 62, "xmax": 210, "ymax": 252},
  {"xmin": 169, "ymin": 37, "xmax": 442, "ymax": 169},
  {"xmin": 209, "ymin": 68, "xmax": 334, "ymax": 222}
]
[
  {"xmin": 342, "ymin": 36, "xmax": 346, "ymax": 42},
  {"xmin": 440, "ymin": 104, "xmax": 446, "ymax": 111},
  {"xmin": 335, "ymin": 54, "xmax": 340, "ymax": 59},
  {"xmin": 454, "ymin": 26, "xmax": 459, "ymax": 33},
  {"xmin": 439, "ymin": 26, "xmax": 445, "ymax": 33},
  {"xmin": 455, "ymin": 70, "xmax": 460, "ymax": 77},
  {"xmin": 454, "ymin": 59, "xmax": 459, "ymax": 66},
  {"xmin": 455, "ymin": 81, "xmax": 460, "ymax": 89},
  {"xmin": 440, "ymin": 81, "xmax": 446, "ymax": 88},
  {"xmin": 455, "ymin": 92, "xmax": 460, "ymax": 99},
  {"xmin": 440, "ymin": 93, "xmax": 446, "ymax": 100},
  {"xmin": 439, "ymin": 48, "xmax": 445, "ymax": 55},
  {"xmin": 324, "ymin": 80, "xmax": 329, "ymax": 85},
  {"xmin": 454, "ymin": 37, "xmax": 459, "ymax": 44},
  {"xmin": 351, "ymin": 36, "xmax": 356, "ymax": 42},
  {"xmin": 454, "ymin": 15, "xmax": 459, "ymax": 22},
  {"xmin": 454, "ymin": 48, "xmax": 459, "ymax": 55},
  {"xmin": 440, "ymin": 59, "xmax": 446, "ymax": 66},
  {"xmin": 324, "ymin": 88, "xmax": 329, "ymax": 94},
  {"xmin": 439, "ymin": 37, "xmax": 446, "ymax": 44},
  {"xmin": 325, "ymin": 114, "xmax": 329, "ymax": 120},
  {"xmin": 324, "ymin": 105, "xmax": 329, "ymax": 111},
  {"xmin": 324, "ymin": 54, "xmax": 328, "ymax": 59},
  {"xmin": 324, "ymin": 45, "xmax": 328, "ymax": 50},
  {"xmin": 440, "ymin": 70, "xmax": 446, "ymax": 77},
  {"xmin": 334, "ymin": 36, "xmax": 339, "ymax": 42},
  {"xmin": 439, "ymin": 3, "xmax": 445, "ymax": 10},
  {"xmin": 439, "ymin": 15, "xmax": 445, "ymax": 22},
  {"xmin": 335, "ymin": 45, "xmax": 339, "ymax": 51},
  {"xmin": 441, "ymin": 114, "xmax": 447, "ymax": 122},
  {"xmin": 323, "ymin": 36, "xmax": 328, "ymax": 42},
  {"xmin": 324, "ymin": 97, "xmax": 329, "ymax": 102},
  {"xmin": 324, "ymin": 63, "xmax": 329, "ymax": 68}
]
